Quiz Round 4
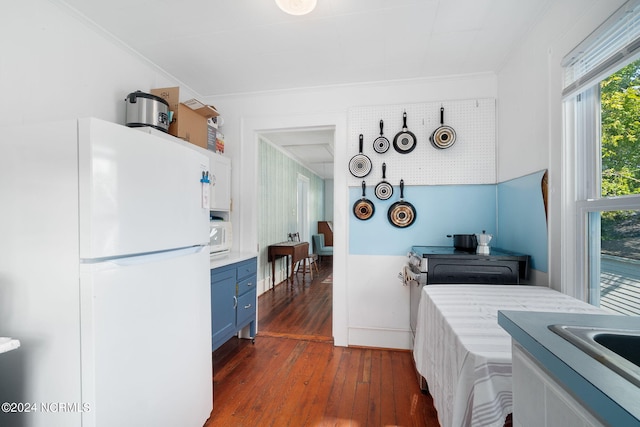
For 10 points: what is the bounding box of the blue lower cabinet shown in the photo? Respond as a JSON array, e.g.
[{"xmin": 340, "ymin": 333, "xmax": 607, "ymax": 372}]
[
  {"xmin": 236, "ymin": 291, "xmax": 256, "ymax": 329},
  {"xmin": 211, "ymin": 257, "xmax": 257, "ymax": 351},
  {"xmin": 211, "ymin": 268, "xmax": 236, "ymax": 351}
]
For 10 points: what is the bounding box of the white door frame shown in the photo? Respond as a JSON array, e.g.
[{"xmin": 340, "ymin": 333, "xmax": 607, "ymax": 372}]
[
  {"xmin": 297, "ymin": 174, "xmax": 310, "ymax": 249},
  {"xmin": 241, "ymin": 112, "xmax": 348, "ymax": 347}
]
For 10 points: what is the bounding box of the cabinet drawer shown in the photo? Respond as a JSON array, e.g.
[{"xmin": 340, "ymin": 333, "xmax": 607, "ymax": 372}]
[
  {"xmin": 236, "ymin": 259, "xmax": 257, "ymax": 281},
  {"xmin": 237, "ymin": 275, "xmax": 256, "ymax": 296},
  {"xmin": 211, "ymin": 267, "xmax": 235, "ymax": 284},
  {"xmin": 236, "ymin": 289, "xmax": 256, "ymax": 327}
]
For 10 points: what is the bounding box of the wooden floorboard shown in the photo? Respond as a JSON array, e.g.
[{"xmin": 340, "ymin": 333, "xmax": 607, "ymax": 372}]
[
  {"xmin": 257, "ymin": 263, "xmax": 333, "ymax": 339},
  {"xmin": 205, "ymin": 261, "xmax": 440, "ymax": 426}
]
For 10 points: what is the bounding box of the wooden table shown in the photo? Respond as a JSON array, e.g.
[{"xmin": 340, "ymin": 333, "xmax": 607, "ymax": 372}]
[{"xmin": 268, "ymin": 241, "xmax": 309, "ymax": 289}]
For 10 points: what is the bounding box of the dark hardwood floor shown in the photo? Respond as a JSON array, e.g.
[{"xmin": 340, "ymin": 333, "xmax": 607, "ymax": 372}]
[
  {"xmin": 205, "ymin": 260, "xmax": 440, "ymax": 426},
  {"xmin": 257, "ymin": 260, "xmax": 333, "ymax": 340}
]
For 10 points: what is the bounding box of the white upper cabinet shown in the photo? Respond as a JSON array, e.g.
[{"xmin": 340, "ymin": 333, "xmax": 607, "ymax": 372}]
[{"xmin": 209, "ymin": 151, "xmax": 231, "ymax": 212}]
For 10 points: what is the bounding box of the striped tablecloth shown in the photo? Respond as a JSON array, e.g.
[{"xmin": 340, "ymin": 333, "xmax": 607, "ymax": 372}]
[{"xmin": 412, "ymin": 285, "xmax": 605, "ymax": 427}]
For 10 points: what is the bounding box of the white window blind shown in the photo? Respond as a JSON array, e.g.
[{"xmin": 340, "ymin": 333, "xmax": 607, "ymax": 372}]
[{"xmin": 562, "ymin": 0, "xmax": 640, "ymax": 97}]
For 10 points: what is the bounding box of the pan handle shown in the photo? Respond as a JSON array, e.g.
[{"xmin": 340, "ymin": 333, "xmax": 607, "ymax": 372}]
[
  {"xmin": 382, "ymin": 162, "xmax": 387, "ymax": 179},
  {"xmin": 400, "ymin": 179, "xmax": 404, "ymax": 198},
  {"xmin": 359, "ymin": 134, "xmax": 364, "ymax": 153},
  {"xmin": 362, "ymin": 180, "xmax": 366, "ymax": 197},
  {"xmin": 440, "ymin": 107, "xmax": 445, "ymax": 125},
  {"xmin": 402, "ymin": 111, "xmax": 408, "ymax": 130},
  {"xmin": 379, "ymin": 120, "xmax": 384, "ymax": 136}
]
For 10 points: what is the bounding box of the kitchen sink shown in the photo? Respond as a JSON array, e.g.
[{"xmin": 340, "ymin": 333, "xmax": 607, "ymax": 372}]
[{"xmin": 549, "ymin": 324, "xmax": 640, "ymax": 387}]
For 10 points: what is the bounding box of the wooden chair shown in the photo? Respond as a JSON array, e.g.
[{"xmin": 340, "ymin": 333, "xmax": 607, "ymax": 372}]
[{"xmin": 290, "ymin": 232, "xmax": 319, "ymax": 278}]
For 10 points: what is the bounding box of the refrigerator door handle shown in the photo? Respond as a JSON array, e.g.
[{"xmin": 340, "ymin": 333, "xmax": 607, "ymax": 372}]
[{"xmin": 82, "ymin": 245, "xmax": 207, "ymax": 266}]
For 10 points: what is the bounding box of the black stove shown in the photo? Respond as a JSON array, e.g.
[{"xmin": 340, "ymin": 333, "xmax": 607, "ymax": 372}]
[
  {"xmin": 411, "ymin": 245, "xmax": 528, "ymax": 259},
  {"xmin": 409, "ymin": 245, "xmax": 530, "ymax": 284}
]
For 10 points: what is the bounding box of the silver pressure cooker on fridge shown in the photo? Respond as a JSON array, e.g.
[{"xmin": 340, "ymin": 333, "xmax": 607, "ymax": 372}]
[{"xmin": 125, "ymin": 90, "xmax": 170, "ymax": 133}]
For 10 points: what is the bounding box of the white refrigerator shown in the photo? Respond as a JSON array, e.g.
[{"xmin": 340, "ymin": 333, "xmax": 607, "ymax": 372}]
[{"xmin": 0, "ymin": 118, "xmax": 213, "ymax": 427}]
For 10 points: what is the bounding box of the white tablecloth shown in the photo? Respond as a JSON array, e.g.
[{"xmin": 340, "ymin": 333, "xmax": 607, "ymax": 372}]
[{"xmin": 412, "ymin": 285, "xmax": 605, "ymax": 427}]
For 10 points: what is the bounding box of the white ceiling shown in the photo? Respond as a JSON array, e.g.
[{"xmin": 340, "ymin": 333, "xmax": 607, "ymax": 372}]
[
  {"xmin": 57, "ymin": 0, "xmax": 552, "ymax": 179},
  {"xmin": 261, "ymin": 128, "xmax": 335, "ymax": 179}
]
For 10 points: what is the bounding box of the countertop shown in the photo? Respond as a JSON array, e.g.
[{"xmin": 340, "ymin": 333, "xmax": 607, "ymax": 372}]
[
  {"xmin": 209, "ymin": 251, "xmax": 258, "ymax": 270},
  {"xmin": 498, "ymin": 310, "xmax": 640, "ymax": 426}
]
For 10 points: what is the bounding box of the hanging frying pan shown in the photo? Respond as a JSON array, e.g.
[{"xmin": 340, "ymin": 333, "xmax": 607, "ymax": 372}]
[
  {"xmin": 430, "ymin": 106, "xmax": 457, "ymax": 149},
  {"xmin": 349, "ymin": 134, "xmax": 372, "ymax": 178},
  {"xmin": 353, "ymin": 181, "xmax": 375, "ymax": 220},
  {"xmin": 393, "ymin": 111, "xmax": 417, "ymax": 154},
  {"xmin": 373, "ymin": 120, "xmax": 390, "ymax": 153},
  {"xmin": 374, "ymin": 162, "xmax": 393, "ymax": 200},
  {"xmin": 387, "ymin": 179, "xmax": 416, "ymax": 228}
]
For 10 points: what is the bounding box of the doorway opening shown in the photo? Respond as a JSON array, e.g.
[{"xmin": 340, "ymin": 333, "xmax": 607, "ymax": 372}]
[{"xmin": 256, "ymin": 127, "xmax": 334, "ymax": 340}]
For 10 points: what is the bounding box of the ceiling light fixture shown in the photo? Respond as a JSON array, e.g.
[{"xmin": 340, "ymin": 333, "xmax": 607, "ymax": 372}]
[{"xmin": 275, "ymin": 0, "xmax": 317, "ymax": 15}]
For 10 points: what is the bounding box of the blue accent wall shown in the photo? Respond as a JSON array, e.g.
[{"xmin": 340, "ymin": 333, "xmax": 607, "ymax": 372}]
[
  {"xmin": 349, "ymin": 170, "xmax": 549, "ymax": 273},
  {"xmin": 349, "ymin": 184, "xmax": 497, "ymax": 255},
  {"xmin": 497, "ymin": 170, "xmax": 548, "ymax": 272}
]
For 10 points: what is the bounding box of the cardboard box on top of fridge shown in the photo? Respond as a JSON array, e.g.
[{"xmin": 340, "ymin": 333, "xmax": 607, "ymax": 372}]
[
  {"xmin": 183, "ymin": 98, "xmax": 219, "ymax": 119},
  {"xmin": 150, "ymin": 87, "xmax": 219, "ymax": 150},
  {"xmin": 173, "ymin": 104, "xmax": 207, "ymax": 149}
]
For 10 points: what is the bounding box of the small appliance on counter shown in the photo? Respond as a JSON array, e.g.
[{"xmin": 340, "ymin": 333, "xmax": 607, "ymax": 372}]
[
  {"xmin": 125, "ymin": 90, "xmax": 170, "ymax": 133},
  {"xmin": 210, "ymin": 219, "xmax": 232, "ymax": 255},
  {"xmin": 447, "ymin": 233, "xmax": 477, "ymax": 251},
  {"xmin": 476, "ymin": 230, "xmax": 493, "ymax": 255}
]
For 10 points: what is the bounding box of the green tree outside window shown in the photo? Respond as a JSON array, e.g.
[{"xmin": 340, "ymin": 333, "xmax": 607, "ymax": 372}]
[{"xmin": 600, "ymin": 59, "xmax": 640, "ymax": 256}]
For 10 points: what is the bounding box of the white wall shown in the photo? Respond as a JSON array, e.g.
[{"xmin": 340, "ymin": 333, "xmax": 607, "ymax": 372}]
[
  {"xmin": 0, "ymin": 0, "xmax": 197, "ymax": 128},
  {"xmin": 206, "ymin": 74, "xmax": 498, "ymax": 348},
  {"xmin": 497, "ymin": 0, "xmax": 626, "ymax": 293}
]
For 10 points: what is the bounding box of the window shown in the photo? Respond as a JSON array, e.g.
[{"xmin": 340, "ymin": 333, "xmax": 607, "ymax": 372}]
[
  {"xmin": 573, "ymin": 61, "xmax": 640, "ymax": 315},
  {"xmin": 565, "ymin": 1, "xmax": 640, "ymax": 314}
]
